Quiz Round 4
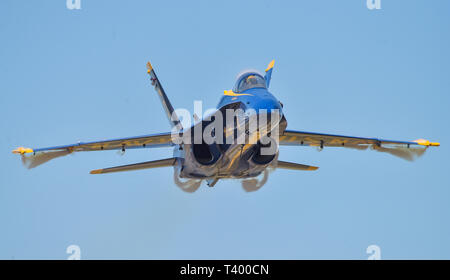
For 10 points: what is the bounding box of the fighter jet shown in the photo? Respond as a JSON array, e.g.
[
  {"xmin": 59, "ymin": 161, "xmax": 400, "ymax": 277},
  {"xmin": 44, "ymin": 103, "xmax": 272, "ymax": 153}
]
[{"xmin": 13, "ymin": 60, "xmax": 440, "ymax": 192}]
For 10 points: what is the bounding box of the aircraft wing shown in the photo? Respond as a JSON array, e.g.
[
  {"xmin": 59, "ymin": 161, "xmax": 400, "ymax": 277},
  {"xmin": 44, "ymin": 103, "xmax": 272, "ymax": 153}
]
[
  {"xmin": 13, "ymin": 132, "xmax": 174, "ymax": 154},
  {"xmin": 12, "ymin": 132, "xmax": 175, "ymax": 169},
  {"xmin": 279, "ymin": 129, "xmax": 440, "ymax": 161}
]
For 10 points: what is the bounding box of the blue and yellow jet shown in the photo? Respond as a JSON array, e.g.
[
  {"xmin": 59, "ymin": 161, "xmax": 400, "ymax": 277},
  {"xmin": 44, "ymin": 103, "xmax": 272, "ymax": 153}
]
[{"xmin": 13, "ymin": 60, "xmax": 440, "ymax": 192}]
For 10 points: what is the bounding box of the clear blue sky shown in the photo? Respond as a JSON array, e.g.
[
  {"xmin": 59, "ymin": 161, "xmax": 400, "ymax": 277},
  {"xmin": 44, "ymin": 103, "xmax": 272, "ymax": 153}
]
[{"xmin": 1, "ymin": 0, "xmax": 449, "ymax": 259}]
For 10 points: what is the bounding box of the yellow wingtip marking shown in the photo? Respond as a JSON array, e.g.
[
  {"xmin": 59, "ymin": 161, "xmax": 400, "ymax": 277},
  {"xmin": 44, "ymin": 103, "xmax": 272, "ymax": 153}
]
[
  {"xmin": 265, "ymin": 59, "xmax": 275, "ymax": 72},
  {"xmin": 146, "ymin": 61, "xmax": 153, "ymax": 72},
  {"xmin": 90, "ymin": 169, "xmax": 103, "ymax": 174},
  {"xmin": 12, "ymin": 147, "xmax": 33, "ymax": 155},
  {"xmin": 308, "ymin": 166, "xmax": 319, "ymax": 171},
  {"xmin": 413, "ymin": 139, "xmax": 440, "ymax": 147}
]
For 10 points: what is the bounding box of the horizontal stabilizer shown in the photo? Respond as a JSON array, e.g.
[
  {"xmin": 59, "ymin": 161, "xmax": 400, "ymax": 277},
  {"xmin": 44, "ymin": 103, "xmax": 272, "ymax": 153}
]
[
  {"xmin": 90, "ymin": 157, "xmax": 177, "ymax": 174},
  {"xmin": 276, "ymin": 160, "xmax": 319, "ymax": 171}
]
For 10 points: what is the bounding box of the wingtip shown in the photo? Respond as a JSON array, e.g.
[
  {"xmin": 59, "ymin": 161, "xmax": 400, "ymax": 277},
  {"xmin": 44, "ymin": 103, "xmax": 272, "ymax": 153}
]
[
  {"xmin": 308, "ymin": 166, "xmax": 319, "ymax": 171},
  {"xmin": 12, "ymin": 147, "xmax": 33, "ymax": 155},
  {"xmin": 413, "ymin": 139, "xmax": 440, "ymax": 147}
]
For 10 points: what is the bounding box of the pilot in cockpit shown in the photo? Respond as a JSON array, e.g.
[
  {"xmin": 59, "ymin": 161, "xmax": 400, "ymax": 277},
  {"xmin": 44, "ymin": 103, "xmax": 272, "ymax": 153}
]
[{"xmin": 235, "ymin": 73, "xmax": 266, "ymax": 93}]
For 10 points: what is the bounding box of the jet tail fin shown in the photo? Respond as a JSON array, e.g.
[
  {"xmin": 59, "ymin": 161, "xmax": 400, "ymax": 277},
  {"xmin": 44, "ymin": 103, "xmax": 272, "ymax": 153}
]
[
  {"xmin": 264, "ymin": 59, "xmax": 275, "ymax": 88},
  {"xmin": 90, "ymin": 157, "xmax": 177, "ymax": 174},
  {"xmin": 146, "ymin": 62, "xmax": 182, "ymax": 130}
]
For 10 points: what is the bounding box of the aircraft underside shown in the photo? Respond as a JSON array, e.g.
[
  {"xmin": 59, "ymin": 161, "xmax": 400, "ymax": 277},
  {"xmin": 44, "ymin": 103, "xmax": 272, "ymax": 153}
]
[{"xmin": 12, "ymin": 60, "xmax": 439, "ymax": 193}]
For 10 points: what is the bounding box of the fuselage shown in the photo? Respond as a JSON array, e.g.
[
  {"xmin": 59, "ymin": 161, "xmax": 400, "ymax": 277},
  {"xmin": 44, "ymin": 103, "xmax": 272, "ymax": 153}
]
[{"xmin": 176, "ymin": 71, "xmax": 287, "ymax": 180}]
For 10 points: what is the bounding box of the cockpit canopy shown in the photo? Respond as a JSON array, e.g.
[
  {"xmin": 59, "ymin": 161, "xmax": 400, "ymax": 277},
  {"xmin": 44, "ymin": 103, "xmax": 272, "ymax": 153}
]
[{"xmin": 233, "ymin": 72, "xmax": 266, "ymax": 93}]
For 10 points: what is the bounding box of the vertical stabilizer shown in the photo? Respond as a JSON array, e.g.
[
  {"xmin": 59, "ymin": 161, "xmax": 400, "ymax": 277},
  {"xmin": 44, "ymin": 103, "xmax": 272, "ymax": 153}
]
[{"xmin": 147, "ymin": 62, "xmax": 182, "ymax": 130}]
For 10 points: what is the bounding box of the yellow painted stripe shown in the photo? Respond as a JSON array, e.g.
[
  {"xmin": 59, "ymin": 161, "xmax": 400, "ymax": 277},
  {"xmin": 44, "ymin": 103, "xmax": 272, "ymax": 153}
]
[
  {"xmin": 223, "ymin": 90, "xmax": 252, "ymax": 97},
  {"xmin": 265, "ymin": 59, "xmax": 275, "ymax": 72},
  {"xmin": 227, "ymin": 144, "xmax": 253, "ymax": 171},
  {"xmin": 146, "ymin": 61, "xmax": 153, "ymax": 73}
]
